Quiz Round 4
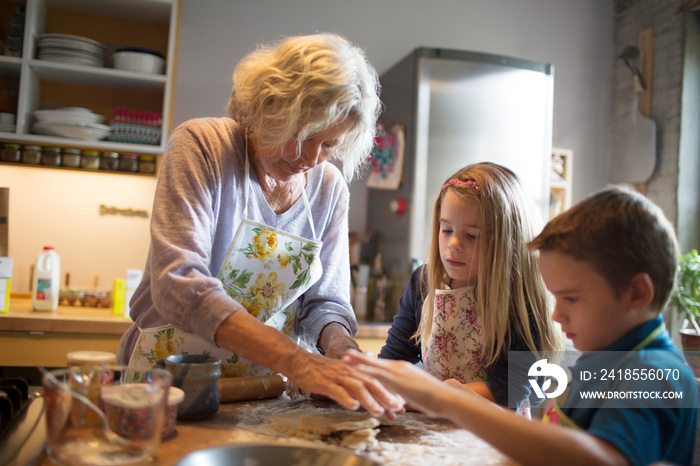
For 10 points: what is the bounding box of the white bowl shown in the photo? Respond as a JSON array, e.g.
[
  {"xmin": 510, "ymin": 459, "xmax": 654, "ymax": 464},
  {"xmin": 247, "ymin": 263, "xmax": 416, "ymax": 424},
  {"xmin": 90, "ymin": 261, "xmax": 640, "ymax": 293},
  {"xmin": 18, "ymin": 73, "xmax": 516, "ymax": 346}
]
[
  {"xmin": 113, "ymin": 51, "xmax": 165, "ymax": 75},
  {"xmin": 34, "ymin": 109, "xmax": 105, "ymax": 126},
  {"xmin": 0, "ymin": 112, "xmax": 16, "ymax": 124},
  {"xmin": 32, "ymin": 122, "xmax": 110, "ymax": 140}
]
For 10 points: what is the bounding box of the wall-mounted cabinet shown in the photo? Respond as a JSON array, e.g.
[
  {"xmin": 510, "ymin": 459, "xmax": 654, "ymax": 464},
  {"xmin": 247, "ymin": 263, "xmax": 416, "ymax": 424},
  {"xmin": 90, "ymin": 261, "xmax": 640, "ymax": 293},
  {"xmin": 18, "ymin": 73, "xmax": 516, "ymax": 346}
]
[{"xmin": 0, "ymin": 0, "xmax": 179, "ymax": 156}]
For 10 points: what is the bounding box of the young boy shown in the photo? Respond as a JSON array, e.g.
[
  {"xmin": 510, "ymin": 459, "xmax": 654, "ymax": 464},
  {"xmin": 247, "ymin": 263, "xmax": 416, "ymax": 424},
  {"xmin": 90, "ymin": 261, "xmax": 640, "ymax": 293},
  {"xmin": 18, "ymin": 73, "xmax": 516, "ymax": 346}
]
[{"xmin": 346, "ymin": 186, "xmax": 698, "ymax": 466}]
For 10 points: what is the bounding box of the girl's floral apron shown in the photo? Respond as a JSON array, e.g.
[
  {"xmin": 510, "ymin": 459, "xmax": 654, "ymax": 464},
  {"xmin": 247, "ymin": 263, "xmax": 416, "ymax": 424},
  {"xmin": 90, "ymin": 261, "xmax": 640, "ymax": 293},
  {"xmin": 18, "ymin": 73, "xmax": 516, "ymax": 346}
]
[
  {"xmin": 129, "ymin": 153, "xmax": 322, "ymax": 378},
  {"xmin": 422, "ymin": 286, "xmax": 531, "ymax": 417}
]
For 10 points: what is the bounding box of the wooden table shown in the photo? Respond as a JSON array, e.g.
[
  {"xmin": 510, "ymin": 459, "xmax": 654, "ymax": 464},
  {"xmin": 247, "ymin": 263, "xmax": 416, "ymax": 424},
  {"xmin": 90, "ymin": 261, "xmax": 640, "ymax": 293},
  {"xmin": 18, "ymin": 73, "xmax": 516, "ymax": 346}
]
[{"xmin": 37, "ymin": 396, "xmax": 517, "ymax": 465}]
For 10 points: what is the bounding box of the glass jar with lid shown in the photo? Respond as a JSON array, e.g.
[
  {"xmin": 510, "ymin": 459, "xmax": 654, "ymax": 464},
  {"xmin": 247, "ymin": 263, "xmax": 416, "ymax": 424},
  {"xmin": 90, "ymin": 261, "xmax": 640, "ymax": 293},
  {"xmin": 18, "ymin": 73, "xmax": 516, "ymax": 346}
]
[
  {"xmin": 100, "ymin": 151, "xmax": 119, "ymax": 171},
  {"xmin": 81, "ymin": 149, "xmax": 100, "ymax": 170},
  {"xmin": 62, "ymin": 148, "xmax": 81, "ymax": 168},
  {"xmin": 1, "ymin": 143, "xmax": 21, "ymax": 163},
  {"xmin": 138, "ymin": 155, "xmax": 156, "ymax": 174},
  {"xmin": 22, "ymin": 145, "xmax": 42, "ymax": 164},
  {"xmin": 118, "ymin": 153, "xmax": 138, "ymax": 172},
  {"xmin": 42, "ymin": 147, "xmax": 61, "ymax": 166}
]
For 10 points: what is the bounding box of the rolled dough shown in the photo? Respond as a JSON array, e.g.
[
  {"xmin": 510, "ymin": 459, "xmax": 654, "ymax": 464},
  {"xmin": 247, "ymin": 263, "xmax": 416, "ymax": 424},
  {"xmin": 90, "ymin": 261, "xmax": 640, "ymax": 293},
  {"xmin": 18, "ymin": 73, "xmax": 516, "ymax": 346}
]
[{"xmin": 270, "ymin": 408, "xmax": 392, "ymax": 451}]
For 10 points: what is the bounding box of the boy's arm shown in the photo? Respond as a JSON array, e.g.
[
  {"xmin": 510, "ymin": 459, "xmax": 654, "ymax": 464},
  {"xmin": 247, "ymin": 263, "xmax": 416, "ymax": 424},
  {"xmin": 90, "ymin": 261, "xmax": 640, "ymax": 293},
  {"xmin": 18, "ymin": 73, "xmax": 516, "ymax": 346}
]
[
  {"xmin": 345, "ymin": 351, "xmax": 630, "ymax": 466},
  {"xmin": 447, "ymin": 380, "xmax": 497, "ymax": 403}
]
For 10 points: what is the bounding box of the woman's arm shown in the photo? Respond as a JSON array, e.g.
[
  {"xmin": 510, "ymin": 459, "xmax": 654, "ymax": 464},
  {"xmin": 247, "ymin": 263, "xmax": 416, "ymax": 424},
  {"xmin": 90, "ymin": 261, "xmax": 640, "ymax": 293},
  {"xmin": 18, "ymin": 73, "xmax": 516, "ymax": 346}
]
[
  {"xmin": 318, "ymin": 322, "xmax": 360, "ymax": 359},
  {"xmin": 345, "ymin": 352, "xmax": 630, "ymax": 466},
  {"xmin": 147, "ymin": 119, "xmax": 246, "ymax": 339},
  {"xmin": 215, "ymin": 310, "xmax": 401, "ymax": 416}
]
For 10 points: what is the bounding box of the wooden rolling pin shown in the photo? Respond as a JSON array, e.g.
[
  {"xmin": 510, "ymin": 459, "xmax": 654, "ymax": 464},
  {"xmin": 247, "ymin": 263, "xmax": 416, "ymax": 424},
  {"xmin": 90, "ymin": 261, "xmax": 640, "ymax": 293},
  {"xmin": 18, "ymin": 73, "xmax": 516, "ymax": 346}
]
[{"xmin": 218, "ymin": 374, "xmax": 285, "ymax": 403}]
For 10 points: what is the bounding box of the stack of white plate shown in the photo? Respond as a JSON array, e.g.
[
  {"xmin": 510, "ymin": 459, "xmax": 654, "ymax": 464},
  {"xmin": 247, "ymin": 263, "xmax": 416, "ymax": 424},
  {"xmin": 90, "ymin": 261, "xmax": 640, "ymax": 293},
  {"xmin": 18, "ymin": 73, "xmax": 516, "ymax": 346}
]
[
  {"xmin": 0, "ymin": 112, "xmax": 15, "ymax": 133},
  {"xmin": 32, "ymin": 107, "xmax": 110, "ymax": 140},
  {"xmin": 36, "ymin": 33, "xmax": 107, "ymax": 67}
]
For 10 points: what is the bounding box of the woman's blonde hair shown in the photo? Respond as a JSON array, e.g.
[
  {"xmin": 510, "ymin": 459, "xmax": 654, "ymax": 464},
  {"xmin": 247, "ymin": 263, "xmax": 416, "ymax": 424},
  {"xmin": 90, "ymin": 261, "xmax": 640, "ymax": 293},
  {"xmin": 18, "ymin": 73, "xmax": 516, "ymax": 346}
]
[
  {"xmin": 227, "ymin": 33, "xmax": 381, "ymax": 180},
  {"xmin": 414, "ymin": 162, "xmax": 565, "ymax": 364}
]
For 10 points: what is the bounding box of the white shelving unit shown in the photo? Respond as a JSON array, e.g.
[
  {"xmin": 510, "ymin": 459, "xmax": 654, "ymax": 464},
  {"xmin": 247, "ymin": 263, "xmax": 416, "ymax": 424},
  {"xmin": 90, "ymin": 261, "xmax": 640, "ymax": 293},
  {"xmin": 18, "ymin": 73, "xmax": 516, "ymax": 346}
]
[
  {"xmin": 549, "ymin": 147, "xmax": 573, "ymax": 219},
  {"xmin": 0, "ymin": 0, "xmax": 179, "ymax": 157}
]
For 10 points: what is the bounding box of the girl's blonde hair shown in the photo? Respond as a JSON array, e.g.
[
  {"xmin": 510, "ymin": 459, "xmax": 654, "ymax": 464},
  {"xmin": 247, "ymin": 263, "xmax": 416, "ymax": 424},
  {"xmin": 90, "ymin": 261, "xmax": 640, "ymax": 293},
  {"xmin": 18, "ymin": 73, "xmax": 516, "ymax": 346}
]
[
  {"xmin": 414, "ymin": 162, "xmax": 565, "ymax": 364},
  {"xmin": 227, "ymin": 33, "xmax": 381, "ymax": 181}
]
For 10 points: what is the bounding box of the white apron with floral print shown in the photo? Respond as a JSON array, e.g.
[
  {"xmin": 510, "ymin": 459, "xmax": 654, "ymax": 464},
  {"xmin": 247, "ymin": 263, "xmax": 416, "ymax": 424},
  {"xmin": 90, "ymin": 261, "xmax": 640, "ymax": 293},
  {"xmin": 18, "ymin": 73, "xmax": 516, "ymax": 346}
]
[
  {"xmin": 422, "ymin": 286, "xmax": 531, "ymax": 417},
  {"xmin": 423, "ymin": 286, "xmax": 487, "ymax": 383},
  {"xmin": 129, "ymin": 153, "xmax": 322, "ymax": 378}
]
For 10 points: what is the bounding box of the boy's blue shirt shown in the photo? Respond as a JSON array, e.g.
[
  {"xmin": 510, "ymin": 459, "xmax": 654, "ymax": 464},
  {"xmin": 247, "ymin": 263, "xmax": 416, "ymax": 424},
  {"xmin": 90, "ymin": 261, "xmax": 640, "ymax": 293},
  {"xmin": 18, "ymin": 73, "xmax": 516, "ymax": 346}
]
[{"xmin": 562, "ymin": 315, "xmax": 698, "ymax": 466}]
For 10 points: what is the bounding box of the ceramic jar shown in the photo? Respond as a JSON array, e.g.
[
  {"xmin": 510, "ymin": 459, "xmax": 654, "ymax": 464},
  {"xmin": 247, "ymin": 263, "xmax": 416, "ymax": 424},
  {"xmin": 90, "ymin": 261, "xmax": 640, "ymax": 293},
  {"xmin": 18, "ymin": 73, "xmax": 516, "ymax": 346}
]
[{"xmin": 157, "ymin": 354, "xmax": 221, "ymax": 420}]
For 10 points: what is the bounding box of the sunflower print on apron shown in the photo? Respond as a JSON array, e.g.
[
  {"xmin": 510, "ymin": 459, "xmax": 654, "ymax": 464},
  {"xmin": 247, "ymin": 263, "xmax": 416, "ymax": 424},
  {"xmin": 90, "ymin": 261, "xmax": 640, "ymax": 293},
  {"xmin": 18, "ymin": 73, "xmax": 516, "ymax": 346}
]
[{"xmin": 130, "ymin": 150, "xmax": 323, "ymax": 377}]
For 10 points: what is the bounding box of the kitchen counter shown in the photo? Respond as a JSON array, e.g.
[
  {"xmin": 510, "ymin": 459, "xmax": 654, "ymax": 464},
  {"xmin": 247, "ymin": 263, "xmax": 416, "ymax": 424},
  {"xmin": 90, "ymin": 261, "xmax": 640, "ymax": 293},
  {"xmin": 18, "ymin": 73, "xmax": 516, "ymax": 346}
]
[
  {"xmin": 36, "ymin": 395, "xmax": 517, "ymax": 465},
  {"xmin": 0, "ymin": 295, "xmax": 389, "ymax": 367},
  {"xmin": 0, "ymin": 295, "xmax": 132, "ymax": 367}
]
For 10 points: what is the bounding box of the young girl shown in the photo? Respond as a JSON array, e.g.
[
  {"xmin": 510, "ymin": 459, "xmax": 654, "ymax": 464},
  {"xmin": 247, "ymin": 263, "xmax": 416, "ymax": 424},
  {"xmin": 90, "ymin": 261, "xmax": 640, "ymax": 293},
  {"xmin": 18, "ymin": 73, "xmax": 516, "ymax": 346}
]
[
  {"xmin": 378, "ymin": 162, "xmax": 564, "ymax": 413},
  {"xmin": 349, "ymin": 186, "xmax": 697, "ymax": 465}
]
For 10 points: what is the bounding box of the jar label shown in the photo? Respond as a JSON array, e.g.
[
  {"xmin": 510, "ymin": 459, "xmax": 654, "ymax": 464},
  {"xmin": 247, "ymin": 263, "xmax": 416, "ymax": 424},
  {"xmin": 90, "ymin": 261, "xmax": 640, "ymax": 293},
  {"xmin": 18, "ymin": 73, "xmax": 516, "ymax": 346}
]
[{"xmin": 36, "ymin": 279, "xmax": 52, "ymax": 300}]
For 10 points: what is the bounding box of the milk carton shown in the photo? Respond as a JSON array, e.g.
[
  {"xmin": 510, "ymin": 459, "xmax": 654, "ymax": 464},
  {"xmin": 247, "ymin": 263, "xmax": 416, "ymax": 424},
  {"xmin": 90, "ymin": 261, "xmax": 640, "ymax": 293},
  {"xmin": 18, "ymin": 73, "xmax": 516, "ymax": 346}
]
[
  {"xmin": 0, "ymin": 257, "xmax": 12, "ymax": 313},
  {"xmin": 32, "ymin": 246, "xmax": 60, "ymax": 312}
]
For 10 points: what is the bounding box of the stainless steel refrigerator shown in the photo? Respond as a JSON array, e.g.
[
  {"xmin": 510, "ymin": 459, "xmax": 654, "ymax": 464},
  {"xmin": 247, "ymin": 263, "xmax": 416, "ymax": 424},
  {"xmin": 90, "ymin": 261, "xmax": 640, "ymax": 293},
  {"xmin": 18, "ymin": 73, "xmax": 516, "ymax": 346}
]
[{"xmin": 365, "ymin": 47, "xmax": 553, "ymax": 313}]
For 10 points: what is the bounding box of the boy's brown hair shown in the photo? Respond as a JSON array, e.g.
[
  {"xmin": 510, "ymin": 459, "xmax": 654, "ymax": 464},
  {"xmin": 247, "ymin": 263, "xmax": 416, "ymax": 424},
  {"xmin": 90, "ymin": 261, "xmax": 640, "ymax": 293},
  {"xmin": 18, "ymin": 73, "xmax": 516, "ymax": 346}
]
[{"xmin": 528, "ymin": 186, "xmax": 679, "ymax": 312}]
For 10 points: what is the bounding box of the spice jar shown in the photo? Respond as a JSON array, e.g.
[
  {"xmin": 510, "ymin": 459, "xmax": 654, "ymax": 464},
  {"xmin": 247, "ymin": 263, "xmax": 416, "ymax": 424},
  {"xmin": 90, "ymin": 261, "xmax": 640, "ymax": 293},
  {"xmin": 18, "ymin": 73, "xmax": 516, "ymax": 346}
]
[
  {"xmin": 81, "ymin": 149, "xmax": 100, "ymax": 170},
  {"xmin": 100, "ymin": 151, "xmax": 119, "ymax": 171},
  {"xmin": 41, "ymin": 146, "xmax": 61, "ymax": 166},
  {"xmin": 22, "ymin": 145, "xmax": 42, "ymax": 164},
  {"xmin": 118, "ymin": 153, "xmax": 138, "ymax": 172},
  {"xmin": 1, "ymin": 143, "xmax": 21, "ymax": 163},
  {"xmin": 62, "ymin": 148, "xmax": 81, "ymax": 168},
  {"xmin": 138, "ymin": 155, "xmax": 156, "ymax": 174}
]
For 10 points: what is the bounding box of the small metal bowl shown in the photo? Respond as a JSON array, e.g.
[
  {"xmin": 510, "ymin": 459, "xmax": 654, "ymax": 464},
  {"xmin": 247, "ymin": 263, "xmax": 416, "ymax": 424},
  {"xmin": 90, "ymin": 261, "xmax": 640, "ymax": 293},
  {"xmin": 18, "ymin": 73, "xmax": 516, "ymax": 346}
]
[{"xmin": 176, "ymin": 442, "xmax": 379, "ymax": 466}]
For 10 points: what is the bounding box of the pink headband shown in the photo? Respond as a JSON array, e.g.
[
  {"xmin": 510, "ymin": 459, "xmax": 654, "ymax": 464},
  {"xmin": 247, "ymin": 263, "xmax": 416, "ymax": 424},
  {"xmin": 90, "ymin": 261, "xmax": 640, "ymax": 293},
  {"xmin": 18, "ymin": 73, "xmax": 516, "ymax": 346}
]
[{"xmin": 441, "ymin": 178, "xmax": 480, "ymax": 192}]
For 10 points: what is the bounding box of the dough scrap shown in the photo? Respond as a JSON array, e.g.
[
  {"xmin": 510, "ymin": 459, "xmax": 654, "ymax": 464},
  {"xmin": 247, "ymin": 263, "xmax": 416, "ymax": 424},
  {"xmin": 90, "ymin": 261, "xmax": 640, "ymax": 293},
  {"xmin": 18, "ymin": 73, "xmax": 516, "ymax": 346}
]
[
  {"xmin": 268, "ymin": 407, "xmax": 392, "ymax": 451},
  {"xmin": 338, "ymin": 428, "xmax": 380, "ymax": 450},
  {"xmin": 270, "ymin": 411, "xmax": 323, "ymax": 440},
  {"xmin": 298, "ymin": 410, "xmax": 380, "ymax": 434}
]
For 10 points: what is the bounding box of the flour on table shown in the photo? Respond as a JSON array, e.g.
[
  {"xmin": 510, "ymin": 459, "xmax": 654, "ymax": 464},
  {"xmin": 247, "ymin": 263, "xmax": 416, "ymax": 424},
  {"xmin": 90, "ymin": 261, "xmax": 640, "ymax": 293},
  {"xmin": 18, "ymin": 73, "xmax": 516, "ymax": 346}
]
[{"xmin": 232, "ymin": 398, "xmax": 507, "ymax": 465}]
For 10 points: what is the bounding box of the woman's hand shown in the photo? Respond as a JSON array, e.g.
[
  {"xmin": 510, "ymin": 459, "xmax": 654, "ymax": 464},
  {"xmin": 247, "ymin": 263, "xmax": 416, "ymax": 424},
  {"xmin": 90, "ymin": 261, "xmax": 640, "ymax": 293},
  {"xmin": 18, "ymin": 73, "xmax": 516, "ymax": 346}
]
[
  {"xmin": 215, "ymin": 311, "xmax": 402, "ymax": 416},
  {"xmin": 317, "ymin": 322, "xmax": 360, "ymax": 359},
  {"xmin": 286, "ymin": 346, "xmax": 403, "ymax": 417},
  {"xmin": 343, "ymin": 350, "xmax": 467, "ymax": 417}
]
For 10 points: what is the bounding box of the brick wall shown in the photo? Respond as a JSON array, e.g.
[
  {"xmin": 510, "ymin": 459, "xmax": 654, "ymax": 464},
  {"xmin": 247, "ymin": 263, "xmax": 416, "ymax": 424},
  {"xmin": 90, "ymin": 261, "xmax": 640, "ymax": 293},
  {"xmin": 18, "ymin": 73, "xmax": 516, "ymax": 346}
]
[
  {"xmin": 613, "ymin": 5, "xmax": 699, "ymax": 465},
  {"xmin": 613, "ymin": 0, "xmax": 686, "ymax": 224}
]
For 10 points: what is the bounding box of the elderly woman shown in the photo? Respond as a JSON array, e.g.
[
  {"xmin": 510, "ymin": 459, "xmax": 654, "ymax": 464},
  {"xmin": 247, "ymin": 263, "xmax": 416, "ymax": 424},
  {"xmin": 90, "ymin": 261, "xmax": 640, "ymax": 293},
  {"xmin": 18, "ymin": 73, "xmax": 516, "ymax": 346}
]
[{"xmin": 117, "ymin": 33, "xmax": 402, "ymax": 415}]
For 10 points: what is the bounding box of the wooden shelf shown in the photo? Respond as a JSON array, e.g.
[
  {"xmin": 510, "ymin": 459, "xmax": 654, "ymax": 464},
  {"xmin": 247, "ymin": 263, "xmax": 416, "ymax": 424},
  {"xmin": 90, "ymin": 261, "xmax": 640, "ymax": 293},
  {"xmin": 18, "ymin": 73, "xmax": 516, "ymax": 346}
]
[
  {"xmin": 0, "ymin": 133, "xmax": 164, "ymax": 156},
  {"xmin": 0, "ymin": 159, "xmax": 156, "ymax": 177},
  {"xmin": 28, "ymin": 59, "xmax": 167, "ymax": 88},
  {"xmin": 0, "ymin": 0, "xmax": 179, "ymax": 156}
]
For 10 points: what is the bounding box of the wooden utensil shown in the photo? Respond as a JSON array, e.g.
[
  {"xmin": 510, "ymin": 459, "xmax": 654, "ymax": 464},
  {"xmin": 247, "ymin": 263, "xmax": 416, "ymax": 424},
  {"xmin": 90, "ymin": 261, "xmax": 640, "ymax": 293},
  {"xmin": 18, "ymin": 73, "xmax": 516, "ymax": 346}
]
[{"xmin": 218, "ymin": 375, "xmax": 284, "ymax": 403}]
